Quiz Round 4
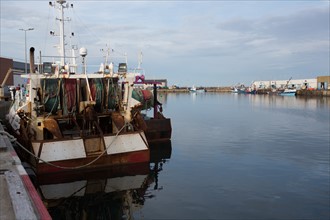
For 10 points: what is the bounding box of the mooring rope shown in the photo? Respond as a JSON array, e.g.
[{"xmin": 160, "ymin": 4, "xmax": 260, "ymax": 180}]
[{"xmin": 0, "ymin": 122, "xmax": 129, "ymax": 170}]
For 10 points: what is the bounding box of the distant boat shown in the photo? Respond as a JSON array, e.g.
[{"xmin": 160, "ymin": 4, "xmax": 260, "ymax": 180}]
[
  {"xmin": 232, "ymin": 88, "xmax": 238, "ymax": 93},
  {"xmin": 196, "ymin": 88, "xmax": 205, "ymax": 93},
  {"xmin": 278, "ymin": 77, "xmax": 296, "ymax": 96},
  {"xmin": 189, "ymin": 85, "xmax": 197, "ymax": 92},
  {"xmin": 245, "ymin": 87, "xmax": 257, "ymax": 94},
  {"xmin": 189, "ymin": 86, "xmax": 205, "ymax": 93},
  {"xmin": 237, "ymin": 88, "xmax": 247, "ymax": 94},
  {"xmin": 236, "ymin": 87, "xmax": 256, "ymax": 94},
  {"xmin": 279, "ymin": 89, "xmax": 297, "ymax": 96},
  {"xmin": 232, "ymin": 84, "xmax": 247, "ymax": 94}
]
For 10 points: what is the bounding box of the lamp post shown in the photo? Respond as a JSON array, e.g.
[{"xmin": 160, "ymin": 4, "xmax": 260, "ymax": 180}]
[{"xmin": 19, "ymin": 28, "xmax": 34, "ymax": 74}]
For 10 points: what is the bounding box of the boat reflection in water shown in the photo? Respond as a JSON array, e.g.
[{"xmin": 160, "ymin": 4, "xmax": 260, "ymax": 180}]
[{"xmin": 37, "ymin": 141, "xmax": 172, "ymax": 220}]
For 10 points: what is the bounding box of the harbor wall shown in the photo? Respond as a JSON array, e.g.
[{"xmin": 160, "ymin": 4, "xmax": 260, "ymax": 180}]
[
  {"xmin": 159, "ymin": 87, "xmax": 330, "ymax": 96},
  {"xmin": 296, "ymin": 89, "xmax": 330, "ymax": 97},
  {"xmin": 158, "ymin": 87, "xmax": 232, "ymax": 93},
  {"xmin": 0, "ymin": 123, "xmax": 51, "ymax": 219}
]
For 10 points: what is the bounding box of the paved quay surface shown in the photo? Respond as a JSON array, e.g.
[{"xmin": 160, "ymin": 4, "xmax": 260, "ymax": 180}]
[{"xmin": 0, "ymin": 122, "xmax": 51, "ymax": 220}]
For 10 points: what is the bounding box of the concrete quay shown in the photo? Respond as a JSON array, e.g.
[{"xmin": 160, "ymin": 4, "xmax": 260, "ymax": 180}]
[
  {"xmin": 158, "ymin": 87, "xmax": 232, "ymax": 93},
  {"xmin": 158, "ymin": 87, "xmax": 330, "ymax": 96},
  {"xmin": 0, "ymin": 123, "xmax": 51, "ymax": 220},
  {"xmin": 296, "ymin": 89, "xmax": 330, "ymax": 97}
]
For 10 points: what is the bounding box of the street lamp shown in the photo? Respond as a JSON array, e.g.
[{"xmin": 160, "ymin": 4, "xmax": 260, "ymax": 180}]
[{"xmin": 19, "ymin": 28, "xmax": 34, "ymax": 74}]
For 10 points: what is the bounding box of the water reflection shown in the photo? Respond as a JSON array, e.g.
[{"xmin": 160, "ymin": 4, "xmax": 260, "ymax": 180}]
[
  {"xmin": 246, "ymin": 93, "xmax": 330, "ymax": 110},
  {"xmin": 38, "ymin": 141, "xmax": 172, "ymax": 220}
]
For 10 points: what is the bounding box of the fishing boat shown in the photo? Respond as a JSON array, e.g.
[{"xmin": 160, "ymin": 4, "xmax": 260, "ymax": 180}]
[
  {"xmin": 196, "ymin": 87, "xmax": 206, "ymax": 93},
  {"xmin": 278, "ymin": 77, "xmax": 296, "ymax": 96},
  {"xmin": 131, "ymin": 59, "xmax": 172, "ymax": 143},
  {"xmin": 189, "ymin": 85, "xmax": 197, "ymax": 92},
  {"xmin": 231, "ymin": 87, "xmax": 239, "ymax": 93},
  {"xmin": 189, "ymin": 85, "xmax": 205, "ymax": 93},
  {"xmin": 232, "ymin": 83, "xmax": 247, "ymax": 94},
  {"xmin": 279, "ymin": 88, "xmax": 297, "ymax": 96},
  {"xmin": 245, "ymin": 87, "xmax": 257, "ymax": 94},
  {"xmin": 5, "ymin": 0, "xmax": 171, "ymax": 175}
]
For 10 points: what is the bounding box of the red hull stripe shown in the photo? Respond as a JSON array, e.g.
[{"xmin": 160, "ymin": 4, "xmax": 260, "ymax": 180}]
[
  {"xmin": 37, "ymin": 150, "xmax": 150, "ymax": 175},
  {"xmin": 21, "ymin": 175, "xmax": 52, "ymax": 220},
  {"xmin": 10, "ymin": 150, "xmax": 17, "ymax": 156},
  {"xmin": 9, "ymin": 146, "xmax": 52, "ymax": 219}
]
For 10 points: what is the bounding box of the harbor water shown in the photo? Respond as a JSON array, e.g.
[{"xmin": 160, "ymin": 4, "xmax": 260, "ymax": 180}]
[{"xmin": 43, "ymin": 93, "xmax": 330, "ymax": 219}]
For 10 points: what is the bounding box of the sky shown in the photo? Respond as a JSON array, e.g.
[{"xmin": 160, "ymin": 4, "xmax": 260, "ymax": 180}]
[{"xmin": 0, "ymin": 0, "xmax": 329, "ymax": 87}]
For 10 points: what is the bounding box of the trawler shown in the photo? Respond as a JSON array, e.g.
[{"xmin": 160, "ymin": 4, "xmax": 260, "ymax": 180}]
[{"xmin": 5, "ymin": 0, "xmax": 171, "ymax": 175}]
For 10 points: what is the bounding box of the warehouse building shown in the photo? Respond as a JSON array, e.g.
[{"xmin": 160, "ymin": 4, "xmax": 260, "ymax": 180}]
[{"xmin": 253, "ymin": 78, "xmax": 319, "ymax": 90}]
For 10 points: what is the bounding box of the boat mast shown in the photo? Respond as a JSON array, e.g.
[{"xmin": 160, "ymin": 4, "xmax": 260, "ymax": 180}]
[
  {"xmin": 55, "ymin": 0, "xmax": 67, "ymax": 66},
  {"xmin": 137, "ymin": 51, "xmax": 143, "ymax": 69}
]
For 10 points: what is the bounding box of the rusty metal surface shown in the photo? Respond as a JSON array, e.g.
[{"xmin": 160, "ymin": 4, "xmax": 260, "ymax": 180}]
[
  {"xmin": 134, "ymin": 112, "xmax": 148, "ymax": 131},
  {"xmin": 84, "ymin": 137, "xmax": 105, "ymax": 155},
  {"xmin": 145, "ymin": 118, "xmax": 172, "ymax": 142},
  {"xmin": 35, "ymin": 149, "xmax": 150, "ymax": 175},
  {"xmin": 43, "ymin": 118, "xmax": 63, "ymax": 138},
  {"xmin": 111, "ymin": 112, "xmax": 125, "ymax": 130}
]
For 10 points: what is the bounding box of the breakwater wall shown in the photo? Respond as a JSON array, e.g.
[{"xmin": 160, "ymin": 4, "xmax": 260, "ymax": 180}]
[
  {"xmin": 158, "ymin": 87, "xmax": 330, "ymax": 97},
  {"xmin": 296, "ymin": 89, "xmax": 330, "ymax": 97},
  {"xmin": 158, "ymin": 87, "xmax": 232, "ymax": 93}
]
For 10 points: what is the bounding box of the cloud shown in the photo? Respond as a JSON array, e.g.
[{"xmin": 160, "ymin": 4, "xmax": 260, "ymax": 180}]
[
  {"xmin": 215, "ymin": 7, "xmax": 329, "ymax": 57},
  {"xmin": 1, "ymin": 1, "xmax": 329, "ymax": 86},
  {"xmin": 263, "ymin": 7, "xmax": 329, "ymax": 40}
]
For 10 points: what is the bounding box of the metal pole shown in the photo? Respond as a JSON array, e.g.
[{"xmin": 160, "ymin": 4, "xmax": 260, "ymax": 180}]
[
  {"xmin": 24, "ymin": 31, "xmax": 27, "ymax": 73},
  {"xmin": 153, "ymin": 83, "xmax": 158, "ymax": 119},
  {"xmin": 19, "ymin": 28, "xmax": 34, "ymax": 74},
  {"xmin": 59, "ymin": 2, "xmax": 66, "ymax": 66}
]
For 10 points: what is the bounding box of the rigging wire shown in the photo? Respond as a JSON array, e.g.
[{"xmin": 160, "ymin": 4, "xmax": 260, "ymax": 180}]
[
  {"xmin": 42, "ymin": 5, "xmax": 52, "ymax": 55},
  {"xmin": 71, "ymin": 6, "xmax": 103, "ymax": 48}
]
